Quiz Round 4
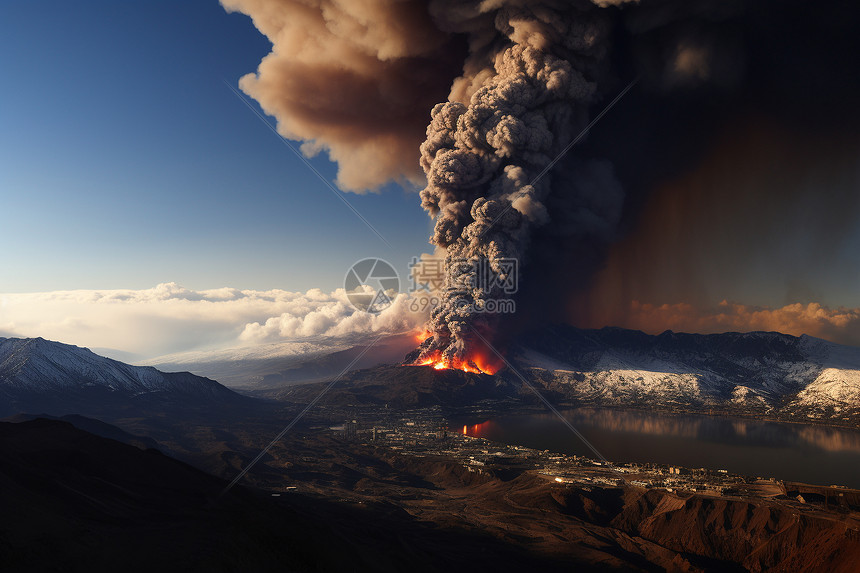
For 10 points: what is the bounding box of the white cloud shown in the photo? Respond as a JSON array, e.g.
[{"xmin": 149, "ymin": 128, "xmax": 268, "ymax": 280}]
[
  {"xmin": 238, "ymin": 290, "xmax": 423, "ymax": 343},
  {"xmin": 0, "ymin": 282, "xmax": 427, "ymax": 360}
]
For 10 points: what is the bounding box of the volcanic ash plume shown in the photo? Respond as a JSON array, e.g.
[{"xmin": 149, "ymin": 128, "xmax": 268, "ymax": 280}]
[
  {"xmin": 223, "ymin": 0, "xmax": 631, "ymax": 371},
  {"xmin": 219, "ymin": 0, "xmax": 467, "ymax": 192},
  {"xmin": 414, "ymin": 3, "xmax": 622, "ymax": 372}
]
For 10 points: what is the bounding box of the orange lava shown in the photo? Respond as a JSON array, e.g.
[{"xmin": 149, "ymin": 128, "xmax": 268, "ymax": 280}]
[
  {"xmin": 414, "ymin": 330, "xmax": 433, "ymax": 344},
  {"xmin": 412, "ymin": 333, "xmax": 503, "ymax": 375},
  {"xmin": 415, "ymin": 352, "xmax": 501, "ymax": 375},
  {"xmin": 459, "ymin": 420, "xmax": 492, "ymax": 438}
]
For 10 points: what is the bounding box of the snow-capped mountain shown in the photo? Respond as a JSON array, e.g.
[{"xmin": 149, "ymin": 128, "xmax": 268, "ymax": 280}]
[
  {"xmin": 515, "ymin": 326, "xmax": 860, "ymax": 425},
  {"xmin": 0, "ymin": 337, "xmax": 243, "ymax": 417}
]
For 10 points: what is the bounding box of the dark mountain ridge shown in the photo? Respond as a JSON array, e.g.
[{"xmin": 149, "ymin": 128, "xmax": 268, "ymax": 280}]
[{"xmin": 0, "ymin": 337, "xmax": 248, "ymax": 417}]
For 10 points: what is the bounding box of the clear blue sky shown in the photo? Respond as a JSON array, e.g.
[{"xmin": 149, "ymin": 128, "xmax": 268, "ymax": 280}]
[{"xmin": 0, "ymin": 0, "xmax": 434, "ymax": 293}]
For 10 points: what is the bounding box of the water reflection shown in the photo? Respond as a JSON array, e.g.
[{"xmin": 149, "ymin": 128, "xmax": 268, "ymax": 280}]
[
  {"xmin": 453, "ymin": 408, "xmax": 860, "ymax": 487},
  {"xmin": 465, "ymin": 420, "xmax": 496, "ymax": 438}
]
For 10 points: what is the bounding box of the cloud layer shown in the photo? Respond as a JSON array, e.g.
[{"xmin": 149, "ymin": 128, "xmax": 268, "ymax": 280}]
[
  {"xmin": 0, "ymin": 283, "xmax": 425, "ymax": 360},
  {"xmin": 3, "ymin": 283, "xmax": 860, "ymax": 361}
]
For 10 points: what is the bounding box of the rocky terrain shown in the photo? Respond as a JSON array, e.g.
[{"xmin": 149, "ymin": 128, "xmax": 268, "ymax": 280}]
[
  {"xmin": 0, "ymin": 418, "xmax": 576, "ymax": 572},
  {"xmin": 4, "ymin": 332, "xmax": 860, "ymax": 570},
  {"xmin": 4, "ymin": 415, "xmax": 858, "ymax": 572}
]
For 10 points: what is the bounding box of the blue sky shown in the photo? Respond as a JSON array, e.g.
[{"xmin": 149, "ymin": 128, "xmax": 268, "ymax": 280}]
[{"xmin": 0, "ymin": 0, "xmax": 434, "ymax": 293}]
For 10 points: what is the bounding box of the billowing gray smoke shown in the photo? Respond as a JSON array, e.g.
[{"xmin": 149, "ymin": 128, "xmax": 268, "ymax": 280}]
[{"xmin": 415, "ymin": 2, "xmax": 624, "ymax": 368}]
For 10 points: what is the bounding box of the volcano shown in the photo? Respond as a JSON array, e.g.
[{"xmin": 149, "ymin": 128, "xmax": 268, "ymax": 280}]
[{"xmin": 405, "ymin": 332, "xmax": 503, "ymax": 376}]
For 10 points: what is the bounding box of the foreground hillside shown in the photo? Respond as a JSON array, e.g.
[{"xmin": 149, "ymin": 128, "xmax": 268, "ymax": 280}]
[
  {"xmin": 0, "ymin": 418, "xmax": 635, "ymax": 572},
  {"xmin": 3, "ymin": 417, "xmax": 859, "ymax": 572}
]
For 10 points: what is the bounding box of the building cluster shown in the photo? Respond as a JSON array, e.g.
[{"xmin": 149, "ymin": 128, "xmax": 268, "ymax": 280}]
[{"xmin": 314, "ymin": 403, "xmax": 856, "ymax": 510}]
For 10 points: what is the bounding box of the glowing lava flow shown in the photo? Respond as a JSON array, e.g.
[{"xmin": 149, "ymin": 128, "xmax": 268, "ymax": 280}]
[
  {"xmin": 415, "ymin": 353, "xmax": 500, "ymax": 375},
  {"xmin": 414, "ymin": 330, "xmax": 433, "ymax": 344},
  {"xmin": 411, "ymin": 330, "xmax": 503, "ymax": 374}
]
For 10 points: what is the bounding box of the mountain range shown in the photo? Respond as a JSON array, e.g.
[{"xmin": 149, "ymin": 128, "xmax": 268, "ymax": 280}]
[
  {"xmin": 274, "ymin": 327, "xmax": 860, "ymax": 427},
  {"xmin": 516, "ymin": 326, "xmax": 860, "ymax": 425},
  {"xmin": 0, "ymin": 336, "xmax": 244, "ymax": 417},
  {"xmin": 4, "ymin": 327, "xmax": 860, "ymax": 427}
]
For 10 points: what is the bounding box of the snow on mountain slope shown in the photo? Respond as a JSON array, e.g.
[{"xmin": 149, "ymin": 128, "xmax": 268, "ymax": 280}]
[
  {"xmin": 515, "ymin": 327, "xmax": 860, "ymax": 424},
  {"xmin": 784, "ymin": 336, "xmax": 860, "ymax": 420},
  {"xmin": 794, "ymin": 369, "xmax": 860, "ymax": 406},
  {"xmin": 0, "ymin": 337, "xmax": 239, "ymax": 403}
]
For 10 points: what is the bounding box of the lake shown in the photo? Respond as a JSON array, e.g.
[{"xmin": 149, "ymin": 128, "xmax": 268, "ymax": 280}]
[{"xmin": 452, "ymin": 408, "xmax": 860, "ymax": 488}]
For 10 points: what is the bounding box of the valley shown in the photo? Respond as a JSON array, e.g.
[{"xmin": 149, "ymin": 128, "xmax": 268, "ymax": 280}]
[{"xmin": 4, "ymin": 334, "xmax": 860, "ymax": 571}]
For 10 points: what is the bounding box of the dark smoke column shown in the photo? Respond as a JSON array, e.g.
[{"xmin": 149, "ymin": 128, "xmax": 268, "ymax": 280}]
[
  {"xmin": 416, "ymin": 3, "xmax": 617, "ymax": 369},
  {"xmin": 218, "ymin": 0, "xmax": 627, "ymax": 369}
]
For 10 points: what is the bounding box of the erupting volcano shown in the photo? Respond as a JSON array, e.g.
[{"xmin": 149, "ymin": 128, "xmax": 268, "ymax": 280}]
[
  {"xmin": 404, "ymin": 2, "xmax": 625, "ymax": 370},
  {"xmin": 220, "ymin": 0, "xmax": 860, "ymax": 386},
  {"xmin": 411, "ymin": 330, "xmax": 501, "ymax": 375}
]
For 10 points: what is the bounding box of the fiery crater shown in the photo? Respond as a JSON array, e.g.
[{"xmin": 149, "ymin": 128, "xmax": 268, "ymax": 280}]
[
  {"xmin": 414, "ymin": 349, "xmax": 501, "ymax": 375},
  {"xmin": 410, "ymin": 330, "xmax": 503, "ymax": 375}
]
